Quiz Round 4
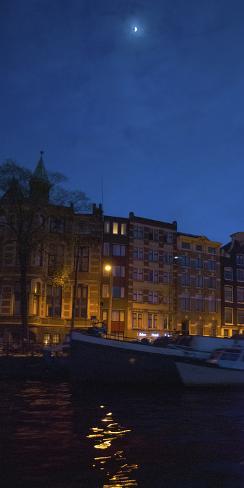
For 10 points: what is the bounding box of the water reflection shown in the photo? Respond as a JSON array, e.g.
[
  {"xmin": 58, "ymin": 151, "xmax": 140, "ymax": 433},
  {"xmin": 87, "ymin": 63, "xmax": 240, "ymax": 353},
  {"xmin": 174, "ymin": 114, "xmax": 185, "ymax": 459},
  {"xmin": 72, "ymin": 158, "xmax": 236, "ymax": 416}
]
[{"xmin": 86, "ymin": 405, "xmax": 138, "ymax": 487}]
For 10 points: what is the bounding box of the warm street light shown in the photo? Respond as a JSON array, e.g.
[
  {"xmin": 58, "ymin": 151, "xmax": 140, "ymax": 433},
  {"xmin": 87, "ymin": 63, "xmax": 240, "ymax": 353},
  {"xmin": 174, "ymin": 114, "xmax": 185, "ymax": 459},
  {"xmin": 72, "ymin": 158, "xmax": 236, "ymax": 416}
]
[{"xmin": 104, "ymin": 264, "xmax": 112, "ymax": 273}]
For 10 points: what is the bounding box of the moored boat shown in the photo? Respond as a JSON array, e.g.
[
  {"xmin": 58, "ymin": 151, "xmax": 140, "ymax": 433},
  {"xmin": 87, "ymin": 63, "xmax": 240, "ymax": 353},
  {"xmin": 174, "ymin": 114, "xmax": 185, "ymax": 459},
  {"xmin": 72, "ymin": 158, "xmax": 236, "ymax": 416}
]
[
  {"xmin": 175, "ymin": 347, "xmax": 244, "ymax": 386},
  {"xmin": 69, "ymin": 330, "xmax": 243, "ymax": 384}
]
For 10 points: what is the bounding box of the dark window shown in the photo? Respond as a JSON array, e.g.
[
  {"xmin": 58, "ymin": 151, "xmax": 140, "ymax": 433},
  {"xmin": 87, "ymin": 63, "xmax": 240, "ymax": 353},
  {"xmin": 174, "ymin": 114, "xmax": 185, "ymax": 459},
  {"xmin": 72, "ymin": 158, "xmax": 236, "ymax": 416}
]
[
  {"xmin": 75, "ymin": 284, "xmax": 88, "ymax": 318},
  {"xmin": 78, "ymin": 247, "xmax": 89, "ymax": 272},
  {"xmin": 50, "ymin": 217, "xmax": 65, "ymax": 233},
  {"xmin": 46, "ymin": 286, "xmax": 62, "ymax": 317}
]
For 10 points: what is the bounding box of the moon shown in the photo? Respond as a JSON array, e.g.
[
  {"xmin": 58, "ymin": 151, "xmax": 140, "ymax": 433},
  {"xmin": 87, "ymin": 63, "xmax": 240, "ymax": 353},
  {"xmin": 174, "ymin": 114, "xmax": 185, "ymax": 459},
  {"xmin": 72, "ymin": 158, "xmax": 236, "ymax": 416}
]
[{"xmin": 133, "ymin": 26, "xmax": 138, "ymax": 33}]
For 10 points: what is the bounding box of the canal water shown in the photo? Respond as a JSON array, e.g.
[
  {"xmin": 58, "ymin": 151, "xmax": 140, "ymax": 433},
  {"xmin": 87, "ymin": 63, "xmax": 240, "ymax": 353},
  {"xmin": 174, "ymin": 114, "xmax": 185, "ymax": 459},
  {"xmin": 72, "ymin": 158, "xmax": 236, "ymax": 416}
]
[{"xmin": 0, "ymin": 381, "xmax": 244, "ymax": 487}]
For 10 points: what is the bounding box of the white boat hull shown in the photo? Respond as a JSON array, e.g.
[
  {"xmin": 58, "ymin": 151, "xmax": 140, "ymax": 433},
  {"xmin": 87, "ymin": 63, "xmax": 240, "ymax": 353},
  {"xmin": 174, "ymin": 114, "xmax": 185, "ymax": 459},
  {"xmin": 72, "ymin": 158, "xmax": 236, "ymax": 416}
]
[{"xmin": 175, "ymin": 361, "xmax": 244, "ymax": 386}]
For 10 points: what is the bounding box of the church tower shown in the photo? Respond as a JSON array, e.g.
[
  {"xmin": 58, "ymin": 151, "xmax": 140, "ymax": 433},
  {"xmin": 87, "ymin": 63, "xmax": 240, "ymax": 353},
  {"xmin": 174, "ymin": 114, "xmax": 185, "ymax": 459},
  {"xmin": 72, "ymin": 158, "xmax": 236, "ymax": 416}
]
[{"xmin": 30, "ymin": 151, "xmax": 51, "ymax": 203}]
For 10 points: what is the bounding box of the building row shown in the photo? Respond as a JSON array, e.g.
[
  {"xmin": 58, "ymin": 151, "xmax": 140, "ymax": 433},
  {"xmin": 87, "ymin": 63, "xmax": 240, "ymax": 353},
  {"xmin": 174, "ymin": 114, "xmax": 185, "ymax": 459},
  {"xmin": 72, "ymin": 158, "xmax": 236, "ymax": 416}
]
[{"xmin": 0, "ymin": 158, "xmax": 244, "ymax": 344}]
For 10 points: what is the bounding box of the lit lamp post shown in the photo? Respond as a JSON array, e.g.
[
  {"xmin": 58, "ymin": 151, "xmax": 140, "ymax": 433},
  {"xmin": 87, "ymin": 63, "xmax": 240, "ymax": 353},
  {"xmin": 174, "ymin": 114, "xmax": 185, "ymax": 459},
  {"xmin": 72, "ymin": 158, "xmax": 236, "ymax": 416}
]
[{"xmin": 104, "ymin": 264, "xmax": 113, "ymax": 336}]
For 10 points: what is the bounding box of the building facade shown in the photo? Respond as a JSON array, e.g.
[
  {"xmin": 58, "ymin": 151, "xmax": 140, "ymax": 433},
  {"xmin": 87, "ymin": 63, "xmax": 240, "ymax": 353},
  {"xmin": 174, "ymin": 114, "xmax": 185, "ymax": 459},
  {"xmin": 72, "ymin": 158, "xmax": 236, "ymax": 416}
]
[
  {"xmin": 0, "ymin": 157, "xmax": 103, "ymax": 344},
  {"xmin": 221, "ymin": 232, "xmax": 244, "ymax": 337},
  {"xmin": 175, "ymin": 233, "xmax": 221, "ymax": 336}
]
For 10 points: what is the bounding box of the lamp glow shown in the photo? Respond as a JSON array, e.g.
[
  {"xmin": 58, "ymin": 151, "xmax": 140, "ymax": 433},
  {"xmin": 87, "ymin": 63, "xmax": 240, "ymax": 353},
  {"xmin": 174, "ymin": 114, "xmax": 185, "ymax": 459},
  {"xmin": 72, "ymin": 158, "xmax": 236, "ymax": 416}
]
[{"xmin": 104, "ymin": 264, "xmax": 112, "ymax": 272}]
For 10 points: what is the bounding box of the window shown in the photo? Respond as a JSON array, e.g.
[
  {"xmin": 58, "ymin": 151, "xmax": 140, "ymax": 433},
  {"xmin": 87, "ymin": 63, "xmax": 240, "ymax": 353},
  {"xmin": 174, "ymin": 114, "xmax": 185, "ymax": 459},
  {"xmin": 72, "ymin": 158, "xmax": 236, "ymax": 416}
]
[
  {"xmin": 208, "ymin": 299, "xmax": 217, "ymax": 313},
  {"xmin": 195, "ymin": 296, "xmax": 204, "ymax": 312},
  {"xmin": 102, "ymin": 284, "xmax": 110, "ymax": 298},
  {"xmin": 132, "ymin": 312, "xmax": 143, "ymax": 329},
  {"xmin": 180, "ymin": 297, "xmax": 190, "ymax": 311},
  {"xmin": 224, "ymin": 267, "xmax": 233, "ymax": 281},
  {"xmin": 112, "ymin": 222, "xmax": 118, "ymax": 234},
  {"xmin": 102, "ymin": 310, "xmax": 108, "ymax": 321},
  {"xmin": 113, "ymin": 266, "xmax": 125, "ymax": 277},
  {"xmin": 160, "ymin": 272, "xmax": 169, "ymax": 284},
  {"xmin": 50, "ymin": 217, "xmax": 65, "ymax": 233},
  {"xmin": 46, "ymin": 286, "xmax": 62, "ymax": 317},
  {"xmin": 103, "ymin": 242, "xmax": 110, "ymax": 256},
  {"xmin": 32, "ymin": 246, "xmax": 43, "ymax": 267},
  {"xmin": 207, "ymin": 260, "xmax": 216, "ymax": 271},
  {"xmin": 237, "ymin": 287, "xmax": 244, "ymax": 303},
  {"xmin": 112, "ymin": 245, "xmax": 126, "ymax": 256},
  {"xmin": 208, "ymin": 247, "xmax": 216, "ymax": 255},
  {"xmin": 148, "ymin": 249, "xmax": 158, "ymax": 262},
  {"xmin": 236, "ymin": 255, "xmax": 244, "ymax": 266},
  {"xmin": 148, "ymin": 291, "xmax": 158, "ymax": 304},
  {"xmin": 223, "ymin": 329, "xmax": 229, "ymax": 338},
  {"xmin": 196, "ymin": 275, "xmax": 203, "ymax": 288},
  {"xmin": 153, "ymin": 270, "xmax": 159, "ymax": 283},
  {"xmin": 0, "ymin": 286, "xmax": 13, "ymax": 315},
  {"xmin": 166, "ymin": 232, "xmax": 174, "ymax": 243},
  {"xmin": 208, "ymin": 277, "xmax": 216, "ymax": 289},
  {"xmin": 133, "ymin": 268, "xmax": 143, "ymax": 281},
  {"xmin": 52, "ymin": 334, "xmax": 60, "ymax": 344},
  {"xmin": 237, "ymin": 309, "xmax": 244, "ymax": 325},
  {"xmin": 121, "ymin": 223, "xmax": 127, "ymax": 235},
  {"xmin": 104, "ymin": 221, "xmax": 110, "ymax": 233},
  {"xmin": 133, "ymin": 225, "xmax": 144, "ymax": 239},
  {"xmin": 196, "ymin": 245, "xmax": 202, "ymax": 252},
  {"xmin": 224, "ymin": 307, "xmax": 233, "ymax": 324},
  {"xmin": 164, "ymin": 253, "xmax": 173, "ymax": 265},
  {"xmin": 148, "ymin": 313, "xmax": 157, "ymax": 329},
  {"xmin": 112, "ymin": 310, "xmax": 125, "ymax": 322},
  {"xmin": 237, "ymin": 269, "xmax": 244, "ymax": 282},
  {"xmin": 78, "ymin": 247, "xmax": 89, "ymax": 272},
  {"xmin": 153, "ymin": 229, "xmax": 159, "ymax": 241},
  {"xmin": 75, "ymin": 284, "xmax": 88, "ymax": 318},
  {"xmin": 3, "ymin": 242, "xmax": 15, "ymax": 266},
  {"xmin": 113, "ymin": 286, "xmax": 125, "ymax": 298},
  {"xmin": 133, "ymin": 247, "xmax": 143, "ymax": 260},
  {"xmin": 182, "ymin": 241, "xmax": 190, "ymax": 250},
  {"xmin": 43, "ymin": 334, "xmax": 51, "ymax": 345},
  {"xmin": 133, "ymin": 290, "xmax": 143, "ymax": 302},
  {"xmin": 196, "ymin": 257, "xmax": 203, "ymax": 269},
  {"xmin": 181, "ymin": 273, "xmax": 190, "ymax": 286},
  {"xmin": 224, "ymin": 285, "xmax": 233, "ymax": 302},
  {"xmin": 180, "ymin": 255, "xmax": 190, "ymax": 267}
]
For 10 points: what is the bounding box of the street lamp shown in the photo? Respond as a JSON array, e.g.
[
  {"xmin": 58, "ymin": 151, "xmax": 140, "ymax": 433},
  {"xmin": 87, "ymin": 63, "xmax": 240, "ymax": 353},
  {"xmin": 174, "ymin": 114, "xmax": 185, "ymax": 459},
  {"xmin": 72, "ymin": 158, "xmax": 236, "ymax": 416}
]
[{"xmin": 104, "ymin": 263, "xmax": 113, "ymax": 336}]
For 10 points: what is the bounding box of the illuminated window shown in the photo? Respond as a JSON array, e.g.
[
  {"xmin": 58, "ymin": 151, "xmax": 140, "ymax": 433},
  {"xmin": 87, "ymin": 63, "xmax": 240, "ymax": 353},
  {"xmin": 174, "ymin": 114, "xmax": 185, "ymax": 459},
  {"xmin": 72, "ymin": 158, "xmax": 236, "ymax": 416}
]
[
  {"xmin": 132, "ymin": 312, "xmax": 143, "ymax": 329},
  {"xmin": 148, "ymin": 313, "xmax": 158, "ymax": 329},
  {"xmin": 52, "ymin": 334, "xmax": 60, "ymax": 344},
  {"xmin": 102, "ymin": 310, "xmax": 108, "ymax": 321},
  {"xmin": 112, "ymin": 222, "xmax": 118, "ymax": 234},
  {"xmin": 43, "ymin": 334, "xmax": 51, "ymax": 345},
  {"xmin": 112, "ymin": 310, "xmax": 125, "ymax": 322},
  {"xmin": 121, "ymin": 223, "xmax": 127, "ymax": 235}
]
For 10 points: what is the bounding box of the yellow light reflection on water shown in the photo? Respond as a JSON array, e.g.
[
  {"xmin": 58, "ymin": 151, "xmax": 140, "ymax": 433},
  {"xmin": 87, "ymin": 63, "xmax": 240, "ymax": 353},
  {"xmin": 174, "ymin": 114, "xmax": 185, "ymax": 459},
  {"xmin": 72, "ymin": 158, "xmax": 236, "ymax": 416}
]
[{"xmin": 86, "ymin": 409, "xmax": 138, "ymax": 487}]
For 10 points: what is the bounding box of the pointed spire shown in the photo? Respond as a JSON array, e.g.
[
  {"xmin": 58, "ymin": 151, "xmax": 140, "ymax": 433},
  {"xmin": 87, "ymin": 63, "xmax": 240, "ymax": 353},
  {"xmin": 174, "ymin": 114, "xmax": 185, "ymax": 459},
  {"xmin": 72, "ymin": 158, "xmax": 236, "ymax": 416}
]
[{"xmin": 33, "ymin": 151, "xmax": 50, "ymax": 183}]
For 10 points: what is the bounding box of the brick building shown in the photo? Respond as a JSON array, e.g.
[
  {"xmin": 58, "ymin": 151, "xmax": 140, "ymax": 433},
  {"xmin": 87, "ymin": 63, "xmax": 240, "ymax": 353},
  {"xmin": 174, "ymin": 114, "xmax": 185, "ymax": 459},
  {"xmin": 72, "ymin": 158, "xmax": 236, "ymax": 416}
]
[
  {"xmin": 221, "ymin": 232, "xmax": 244, "ymax": 337},
  {"xmin": 175, "ymin": 233, "xmax": 221, "ymax": 335}
]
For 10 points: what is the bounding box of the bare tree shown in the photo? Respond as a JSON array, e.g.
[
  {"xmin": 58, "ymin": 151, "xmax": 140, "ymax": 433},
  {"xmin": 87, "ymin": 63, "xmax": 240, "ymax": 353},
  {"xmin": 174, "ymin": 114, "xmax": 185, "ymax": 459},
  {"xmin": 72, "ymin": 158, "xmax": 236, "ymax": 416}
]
[{"xmin": 0, "ymin": 158, "xmax": 90, "ymax": 341}]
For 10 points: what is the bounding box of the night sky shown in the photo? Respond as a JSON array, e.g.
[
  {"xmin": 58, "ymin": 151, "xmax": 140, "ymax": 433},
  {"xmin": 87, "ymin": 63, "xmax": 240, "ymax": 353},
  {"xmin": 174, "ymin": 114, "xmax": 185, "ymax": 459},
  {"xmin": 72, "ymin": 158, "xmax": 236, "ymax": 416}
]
[{"xmin": 1, "ymin": 0, "xmax": 244, "ymax": 244}]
